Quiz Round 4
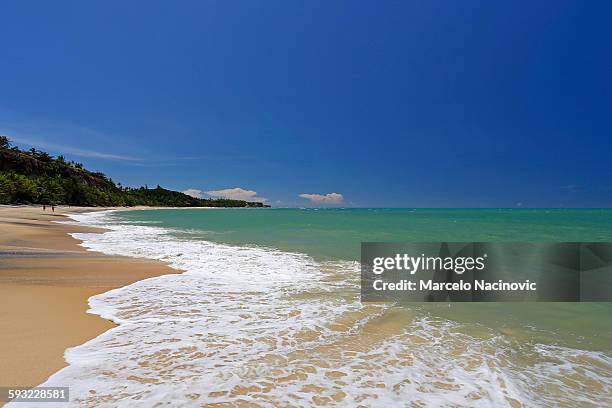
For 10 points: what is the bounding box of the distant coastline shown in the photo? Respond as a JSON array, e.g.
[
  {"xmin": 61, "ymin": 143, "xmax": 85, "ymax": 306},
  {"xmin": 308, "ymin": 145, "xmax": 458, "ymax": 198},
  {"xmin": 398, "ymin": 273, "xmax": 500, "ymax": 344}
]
[{"xmin": 0, "ymin": 136, "xmax": 270, "ymax": 208}]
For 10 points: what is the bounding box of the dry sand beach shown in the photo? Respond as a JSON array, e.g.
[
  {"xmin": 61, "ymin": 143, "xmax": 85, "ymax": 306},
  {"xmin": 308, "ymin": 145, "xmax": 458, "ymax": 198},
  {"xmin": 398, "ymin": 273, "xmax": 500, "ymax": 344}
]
[{"xmin": 0, "ymin": 206, "xmax": 174, "ymax": 389}]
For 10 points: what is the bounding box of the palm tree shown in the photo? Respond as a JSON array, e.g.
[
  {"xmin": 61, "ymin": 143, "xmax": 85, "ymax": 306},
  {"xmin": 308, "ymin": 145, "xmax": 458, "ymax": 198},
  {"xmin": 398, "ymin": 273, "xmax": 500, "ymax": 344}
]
[
  {"xmin": 0, "ymin": 135, "xmax": 10, "ymax": 149},
  {"xmin": 38, "ymin": 151, "xmax": 52, "ymax": 162}
]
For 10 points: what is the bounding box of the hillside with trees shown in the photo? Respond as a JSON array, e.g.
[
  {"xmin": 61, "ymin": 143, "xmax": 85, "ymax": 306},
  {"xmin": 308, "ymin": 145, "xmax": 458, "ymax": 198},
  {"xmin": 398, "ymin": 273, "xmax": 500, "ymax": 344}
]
[{"xmin": 0, "ymin": 136, "xmax": 267, "ymax": 207}]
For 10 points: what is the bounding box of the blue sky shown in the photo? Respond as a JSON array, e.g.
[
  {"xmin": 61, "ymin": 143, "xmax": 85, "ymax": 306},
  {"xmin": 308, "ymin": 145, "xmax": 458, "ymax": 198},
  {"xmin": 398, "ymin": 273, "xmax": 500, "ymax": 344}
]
[{"xmin": 1, "ymin": 1, "xmax": 611, "ymax": 207}]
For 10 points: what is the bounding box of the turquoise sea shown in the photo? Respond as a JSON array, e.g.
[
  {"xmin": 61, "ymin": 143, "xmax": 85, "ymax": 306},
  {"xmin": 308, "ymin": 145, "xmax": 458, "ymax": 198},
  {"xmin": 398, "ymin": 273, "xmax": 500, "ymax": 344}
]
[
  {"xmin": 120, "ymin": 208, "xmax": 612, "ymax": 260},
  {"xmin": 35, "ymin": 208, "xmax": 612, "ymax": 407},
  {"xmin": 119, "ymin": 208, "xmax": 612, "ymax": 349}
]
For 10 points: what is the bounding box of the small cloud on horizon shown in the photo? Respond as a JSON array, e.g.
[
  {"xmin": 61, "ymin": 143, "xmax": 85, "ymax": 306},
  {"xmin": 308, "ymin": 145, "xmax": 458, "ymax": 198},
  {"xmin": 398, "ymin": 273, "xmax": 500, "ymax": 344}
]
[
  {"xmin": 207, "ymin": 187, "xmax": 268, "ymax": 203},
  {"xmin": 183, "ymin": 188, "xmax": 204, "ymax": 198},
  {"xmin": 184, "ymin": 187, "xmax": 268, "ymax": 203},
  {"xmin": 299, "ymin": 192, "xmax": 344, "ymax": 204}
]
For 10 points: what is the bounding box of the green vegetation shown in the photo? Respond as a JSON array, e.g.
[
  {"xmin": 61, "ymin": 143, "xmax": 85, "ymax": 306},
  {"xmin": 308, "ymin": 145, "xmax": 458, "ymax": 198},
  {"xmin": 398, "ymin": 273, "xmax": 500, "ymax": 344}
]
[{"xmin": 0, "ymin": 136, "xmax": 266, "ymax": 207}]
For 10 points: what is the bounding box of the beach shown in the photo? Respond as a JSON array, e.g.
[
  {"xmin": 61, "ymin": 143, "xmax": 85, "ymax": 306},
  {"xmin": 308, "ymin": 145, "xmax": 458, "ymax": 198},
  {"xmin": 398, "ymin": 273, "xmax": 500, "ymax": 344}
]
[
  {"xmin": 0, "ymin": 206, "xmax": 175, "ymax": 389},
  {"xmin": 1, "ymin": 207, "xmax": 610, "ymax": 406}
]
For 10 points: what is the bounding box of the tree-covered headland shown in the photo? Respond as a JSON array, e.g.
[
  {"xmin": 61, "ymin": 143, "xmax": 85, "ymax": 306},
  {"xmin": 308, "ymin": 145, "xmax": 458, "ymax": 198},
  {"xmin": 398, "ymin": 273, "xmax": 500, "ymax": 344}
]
[{"xmin": 0, "ymin": 136, "xmax": 267, "ymax": 207}]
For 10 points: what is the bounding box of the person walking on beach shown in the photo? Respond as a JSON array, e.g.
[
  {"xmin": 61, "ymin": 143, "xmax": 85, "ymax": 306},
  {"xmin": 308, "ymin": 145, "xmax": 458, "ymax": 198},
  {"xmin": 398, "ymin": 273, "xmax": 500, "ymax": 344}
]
[
  {"xmin": 43, "ymin": 204, "xmax": 46, "ymax": 211},
  {"xmin": 51, "ymin": 205, "xmax": 55, "ymax": 212}
]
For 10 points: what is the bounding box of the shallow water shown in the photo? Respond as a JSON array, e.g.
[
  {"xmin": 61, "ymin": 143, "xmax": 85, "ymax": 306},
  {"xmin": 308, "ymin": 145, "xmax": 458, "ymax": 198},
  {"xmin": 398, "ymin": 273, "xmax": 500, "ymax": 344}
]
[{"xmin": 22, "ymin": 209, "xmax": 612, "ymax": 407}]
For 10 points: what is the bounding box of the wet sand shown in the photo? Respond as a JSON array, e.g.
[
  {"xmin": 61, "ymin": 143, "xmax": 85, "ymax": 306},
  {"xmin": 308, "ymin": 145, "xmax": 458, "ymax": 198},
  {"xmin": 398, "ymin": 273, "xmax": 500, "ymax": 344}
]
[{"xmin": 0, "ymin": 206, "xmax": 175, "ymax": 388}]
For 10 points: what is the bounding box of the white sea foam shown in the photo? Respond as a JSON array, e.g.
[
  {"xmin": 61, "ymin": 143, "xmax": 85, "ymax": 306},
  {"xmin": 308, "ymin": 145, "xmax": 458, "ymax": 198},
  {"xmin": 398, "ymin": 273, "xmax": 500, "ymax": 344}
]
[{"xmin": 15, "ymin": 211, "xmax": 612, "ymax": 407}]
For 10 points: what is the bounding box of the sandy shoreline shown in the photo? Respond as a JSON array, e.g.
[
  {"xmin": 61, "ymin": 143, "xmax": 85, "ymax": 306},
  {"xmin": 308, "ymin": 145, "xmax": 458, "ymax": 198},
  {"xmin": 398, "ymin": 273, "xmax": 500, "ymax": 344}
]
[{"xmin": 0, "ymin": 205, "xmax": 176, "ymax": 389}]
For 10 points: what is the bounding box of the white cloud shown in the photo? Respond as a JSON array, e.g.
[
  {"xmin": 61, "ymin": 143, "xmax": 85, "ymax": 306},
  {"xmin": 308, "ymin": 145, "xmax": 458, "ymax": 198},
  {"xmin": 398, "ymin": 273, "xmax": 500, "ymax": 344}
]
[
  {"xmin": 7, "ymin": 135, "xmax": 142, "ymax": 162},
  {"xmin": 183, "ymin": 189, "xmax": 203, "ymax": 198},
  {"xmin": 299, "ymin": 192, "xmax": 344, "ymax": 204},
  {"xmin": 5, "ymin": 132, "xmax": 196, "ymax": 165},
  {"xmin": 205, "ymin": 187, "xmax": 268, "ymax": 203}
]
